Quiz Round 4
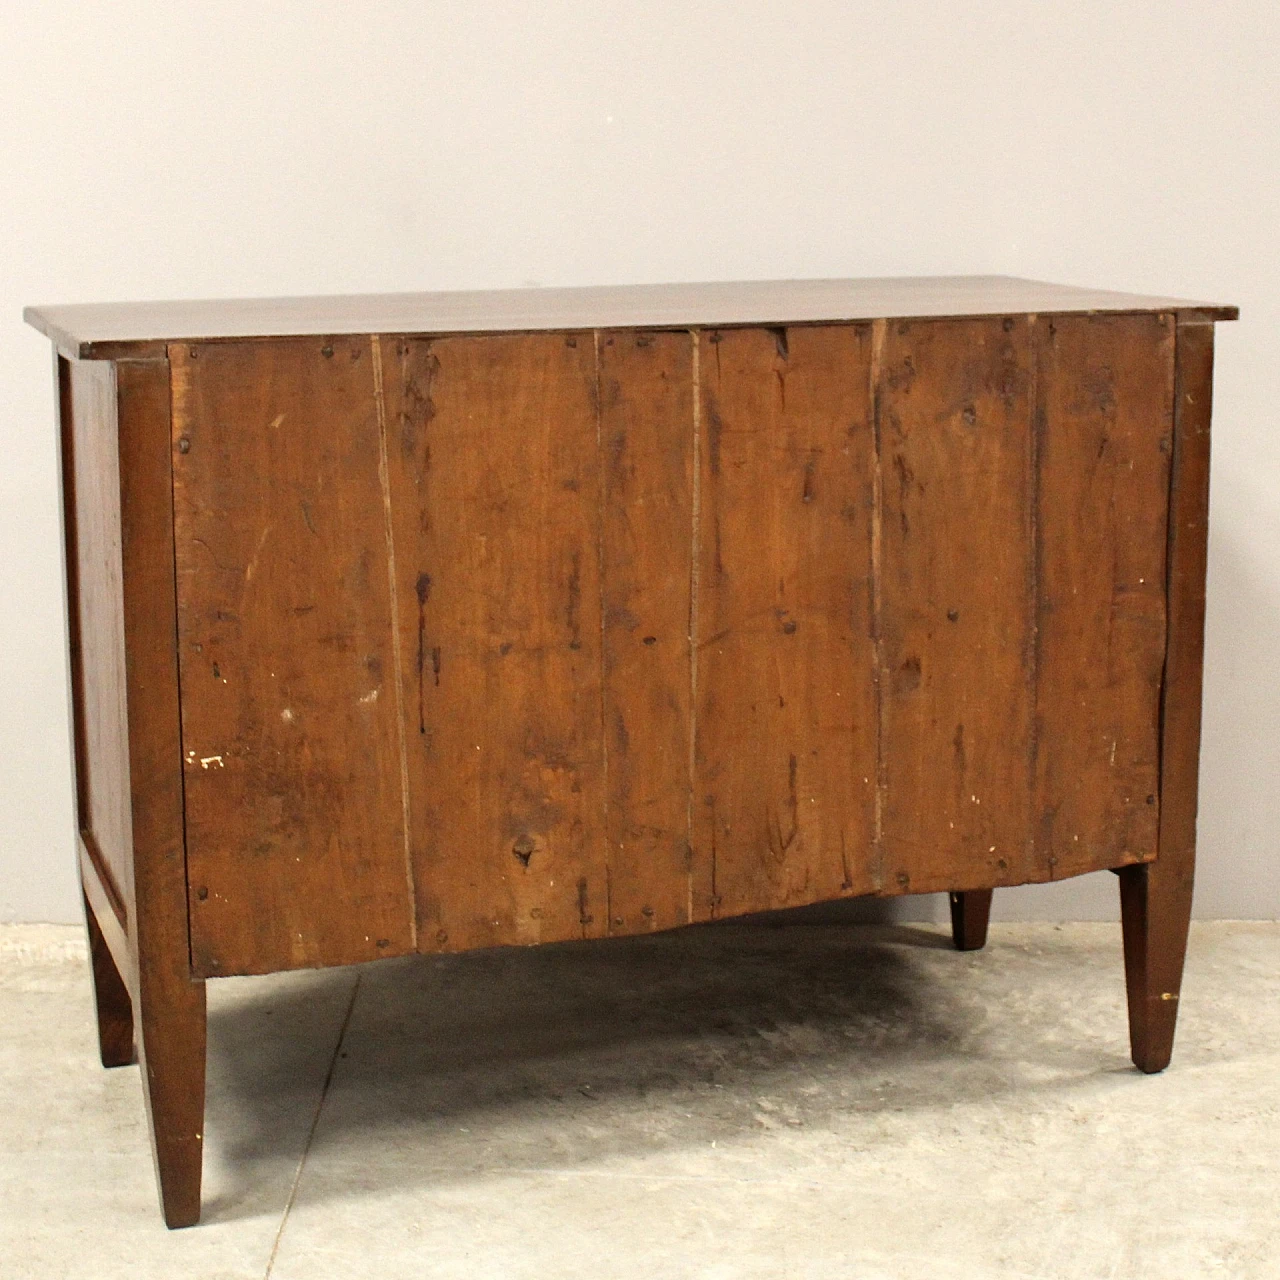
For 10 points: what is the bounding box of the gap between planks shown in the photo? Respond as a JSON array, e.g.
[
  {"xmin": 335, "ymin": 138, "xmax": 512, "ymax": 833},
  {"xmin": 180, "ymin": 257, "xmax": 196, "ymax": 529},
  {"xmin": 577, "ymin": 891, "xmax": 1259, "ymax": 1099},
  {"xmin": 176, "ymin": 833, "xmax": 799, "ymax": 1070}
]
[
  {"xmin": 160, "ymin": 351, "xmax": 200, "ymax": 970},
  {"xmin": 371, "ymin": 335, "xmax": 418, "ymax": 951},
  {"xmin": 594, "ymin": 330, "xmax": 611, "ymax": 938},
  {"xmin": 687, "ymin": 329, "xmax": 702, "ymax": 923},
  {"xmin": 1026, "ymin": 315, "xmax": 1044, "ymax": 881},
  {"xmin": 868, "ymin": 319, "xmax": 886, "ymax": 892}
]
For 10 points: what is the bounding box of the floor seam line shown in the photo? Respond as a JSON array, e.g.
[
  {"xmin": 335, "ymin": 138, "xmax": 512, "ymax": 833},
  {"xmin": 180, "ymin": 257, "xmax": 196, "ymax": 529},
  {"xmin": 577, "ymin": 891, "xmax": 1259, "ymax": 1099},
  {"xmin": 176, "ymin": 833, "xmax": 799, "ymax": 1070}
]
[{"xmin": 262, "ymin": 970, "xmax": 361, "ymax": 1279}]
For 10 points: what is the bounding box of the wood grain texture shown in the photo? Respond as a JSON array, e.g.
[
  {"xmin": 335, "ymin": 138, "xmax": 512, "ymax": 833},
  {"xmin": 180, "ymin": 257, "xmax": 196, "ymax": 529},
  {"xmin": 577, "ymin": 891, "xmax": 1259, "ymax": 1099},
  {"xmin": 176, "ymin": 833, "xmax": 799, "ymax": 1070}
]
[
  {"xmin": 379, "ymin": 332, "xmax": 607, "ymax": 953},
  {"xmin": 60, "ymin": 357, "xmax": 135, "ymax": 921},
  {"xmin": 84, "ymin": 888, "xmax": 135, "ymax": 1068},
  {"xmin": 115, "ymin": 357, "xmax": 207, "ymax": 1228},
  {"xmin": 1119, "ymin": 318, "xmax": 1216, "ymax": 1073},
  {"xmin": 24, "ymin": 277, "xmax": 1237, "ymax": 360},
  {"xmin": 171, "ymin": 338, "xmax": 413, "ymax": 976},
  {"xmin": 1033, "ymin": 314, "xmax": 1173, "ymax": 878},
  {"xmin": 78, "ymin": 835, "xmax": 131, "ymax": 990},
  {"xmin": 877, "ymin": 317, "xmax": 1037, "ymax": 894},
  {"xmin": 695, "ymin": 325, "xmax": 878, "ymax": 917},
  {"xmin": 597, "ymin": 331, "xmax": 696, "ymax": 934}
]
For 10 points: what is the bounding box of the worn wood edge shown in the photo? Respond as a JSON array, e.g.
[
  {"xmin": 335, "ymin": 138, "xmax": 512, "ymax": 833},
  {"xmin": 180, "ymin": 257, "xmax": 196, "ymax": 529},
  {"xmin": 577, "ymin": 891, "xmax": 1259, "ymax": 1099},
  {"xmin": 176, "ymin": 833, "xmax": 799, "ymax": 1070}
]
[
  {"xmin": 28, "ymin": 302, "xmax": 1237, "ymax": 363},
  {"xmin": 116, "ymin": 355, "xmax": 198, "ymax": 975},
  {"xmin": 1174, "ymin": 308, "xmax": 1237, "ymax": 325},
  {"xmin": 118, "ymin": 354, "xmax": 208, "ymax": 1227},
  {"xmin": 79, "ymin": 834, "xmax": 133, "ymax": 991},
  {"xmin": 1154, "ymin": 318, "xmax": 1215, "ymax": 866},
  {"xmin": 79, "ymin": 829, "xmax": 129, "ymax": 932}
]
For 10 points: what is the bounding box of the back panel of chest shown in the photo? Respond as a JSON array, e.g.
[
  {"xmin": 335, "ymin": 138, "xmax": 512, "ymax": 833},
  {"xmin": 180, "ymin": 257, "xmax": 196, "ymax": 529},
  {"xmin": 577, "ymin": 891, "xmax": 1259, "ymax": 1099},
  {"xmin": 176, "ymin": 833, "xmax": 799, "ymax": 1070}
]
[{"xmin": 168, "ymin": 313, "xmax": 1172, "ymax": 977}]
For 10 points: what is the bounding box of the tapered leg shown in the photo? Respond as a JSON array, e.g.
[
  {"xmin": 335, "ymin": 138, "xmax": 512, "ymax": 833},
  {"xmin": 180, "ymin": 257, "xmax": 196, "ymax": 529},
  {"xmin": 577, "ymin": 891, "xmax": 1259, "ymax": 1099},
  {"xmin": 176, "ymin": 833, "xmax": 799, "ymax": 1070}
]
[
  {"xmin": 1116, "ymin": 318, "xmax": 1215, "ymax": 1075},
  {"xmin": 1118, "ymin": 861, "xmax": 1193, "ymax": 1073},
  {"xmin": 136, "ymin": 970, "xmax": 207, "ymax": 1228},
  {"xmin": 949, "ymin": 890, "xmax": 993, "ymax": 951},
  {"xmin": 116, "ymin": 358, "xmax": 209, "ymax": 1228},
  {"xmin": 83, "ymin": 893, "xmax": 136, "ymax": 1067}
]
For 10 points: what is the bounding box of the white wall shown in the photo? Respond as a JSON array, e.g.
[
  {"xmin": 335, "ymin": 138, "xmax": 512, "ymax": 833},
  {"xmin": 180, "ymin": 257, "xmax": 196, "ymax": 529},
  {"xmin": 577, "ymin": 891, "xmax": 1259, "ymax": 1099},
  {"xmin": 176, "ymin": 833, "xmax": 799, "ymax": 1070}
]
[{"xmin": 1, "ymin": 2, "xmax": 1275, "ymax": 924}]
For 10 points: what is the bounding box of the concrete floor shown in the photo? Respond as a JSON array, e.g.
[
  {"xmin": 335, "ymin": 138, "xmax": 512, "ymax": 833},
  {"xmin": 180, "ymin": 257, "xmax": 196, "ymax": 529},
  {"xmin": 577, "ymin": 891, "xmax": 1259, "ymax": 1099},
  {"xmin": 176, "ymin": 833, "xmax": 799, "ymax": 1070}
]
[{"xmin": 2, "ymin": 919, "xmax": 1277, "ymax": 1279}]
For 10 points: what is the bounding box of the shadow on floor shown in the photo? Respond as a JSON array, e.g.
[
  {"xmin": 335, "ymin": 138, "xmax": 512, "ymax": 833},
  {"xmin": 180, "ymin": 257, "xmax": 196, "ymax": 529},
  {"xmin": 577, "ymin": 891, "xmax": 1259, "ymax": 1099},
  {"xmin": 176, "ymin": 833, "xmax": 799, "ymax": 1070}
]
[{"xmin": 203, "ymin": 920, "xmax": 1128, "ymax": 1220}]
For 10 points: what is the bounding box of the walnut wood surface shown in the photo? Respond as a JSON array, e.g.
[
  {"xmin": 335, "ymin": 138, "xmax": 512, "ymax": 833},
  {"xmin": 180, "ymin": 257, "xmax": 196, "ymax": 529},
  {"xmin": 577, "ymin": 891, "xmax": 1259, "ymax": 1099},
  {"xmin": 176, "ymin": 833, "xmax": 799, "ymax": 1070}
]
[
  {"xmin": 695, "ymin": 325, "xmax": 878, "ymax": 914},
  {"xmin": 1033, "ymin": 314, "xmax": 1173, "ymax": 879},
  {"xmin": 1119, "ymin": 318, "xmax": 1216, "ymax": 1074},
  {"xmin": 57, "ymin": 350, "xmax": 207, "ymax": 1222},
  {"xmin": 381, "ymin": 332, "xmax": 608, "ymax": 953},
  {"xmin": 60, "ymin": 358, "xmax": 135, "ymax": 920},
  {"xmin": 116, "ymin": 359, "xmax": 208, "ymax": 1228},
  {"xmin": 83, "ymin": 889, "xmax": 135, "ymax": 1068},
  {"xmin": 170, "ymin": 338, "xmax": 413, "ymax": 975},
  {"xmin": 162, "ymin": 312, "xmax": 1199, "ymax": 975},
  {"xmin": 598, "ymin": 331, "xmax": 696, "ymax": 934},
  {"xmin": 24, "ymin": 276, "xmax": 1237, "ymax": 360},
  {"xmin": 878, "ymin": 316, "xmax": 1039, "ymax": 893},
  {"xmin": 40, "ymin": 281, "xmax": 1233, "ymax": 1225}
]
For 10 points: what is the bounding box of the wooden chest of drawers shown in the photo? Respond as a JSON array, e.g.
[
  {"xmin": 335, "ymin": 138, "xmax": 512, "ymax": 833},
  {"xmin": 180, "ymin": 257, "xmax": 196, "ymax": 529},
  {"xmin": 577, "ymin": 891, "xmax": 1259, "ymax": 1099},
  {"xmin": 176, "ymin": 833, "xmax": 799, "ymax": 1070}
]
[{"xmin": 25, "ymin": 277, "xmax": 1235, "ymax": 1226}]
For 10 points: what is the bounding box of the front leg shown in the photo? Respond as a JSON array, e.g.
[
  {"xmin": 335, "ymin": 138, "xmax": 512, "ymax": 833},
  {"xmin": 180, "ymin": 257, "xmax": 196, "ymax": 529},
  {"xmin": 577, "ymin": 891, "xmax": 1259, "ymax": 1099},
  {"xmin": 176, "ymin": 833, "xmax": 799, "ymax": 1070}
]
[
  {"xmin": 136, "ymin": 952, "xmax": 207, "ymax": 1227},
  {"xmin": 1117, "ymin": 317, "xmax": 1215, "ymax": 1074},
  {"xmin": 1118, "ymin": 860, "xmax": 1193, "ymax": 1073}
]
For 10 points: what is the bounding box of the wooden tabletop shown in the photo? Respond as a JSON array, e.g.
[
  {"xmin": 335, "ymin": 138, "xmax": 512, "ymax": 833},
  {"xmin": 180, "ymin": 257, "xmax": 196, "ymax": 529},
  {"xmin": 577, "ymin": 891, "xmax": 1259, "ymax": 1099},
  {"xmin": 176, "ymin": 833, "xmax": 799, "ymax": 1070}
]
[{"xmin": 25, "ymin": 276, "xmax": 1237, "ymax": 360}]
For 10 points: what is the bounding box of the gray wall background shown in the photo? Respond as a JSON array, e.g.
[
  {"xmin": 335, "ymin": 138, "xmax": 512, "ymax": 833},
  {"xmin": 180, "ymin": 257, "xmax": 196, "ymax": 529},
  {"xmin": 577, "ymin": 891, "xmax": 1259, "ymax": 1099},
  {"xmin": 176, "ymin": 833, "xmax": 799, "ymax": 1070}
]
[{"xmin": 1, "ymin": 2, "xmax": 1276, "ymax": 925}]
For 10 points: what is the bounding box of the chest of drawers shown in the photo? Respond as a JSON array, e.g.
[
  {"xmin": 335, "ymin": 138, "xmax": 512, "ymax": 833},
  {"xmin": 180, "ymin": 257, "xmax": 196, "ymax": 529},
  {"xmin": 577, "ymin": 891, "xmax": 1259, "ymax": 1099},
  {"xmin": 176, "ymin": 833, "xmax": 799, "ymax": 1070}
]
[{"xmin": 26, "ymin": 277, "xmax": 1235, "ymax": 1226}]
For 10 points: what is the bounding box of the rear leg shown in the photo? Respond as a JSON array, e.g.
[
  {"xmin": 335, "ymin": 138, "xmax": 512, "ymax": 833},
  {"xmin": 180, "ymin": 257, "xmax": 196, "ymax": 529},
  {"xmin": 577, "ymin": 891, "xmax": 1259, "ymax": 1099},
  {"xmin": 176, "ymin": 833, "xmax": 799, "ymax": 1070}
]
[
  {"xmin": 84, "ymin": 892, "xmax": 135, "ymax": 1067},
  {"xmin": 949, "ymin": 890, "xmax": 993, "ymax": 951}
]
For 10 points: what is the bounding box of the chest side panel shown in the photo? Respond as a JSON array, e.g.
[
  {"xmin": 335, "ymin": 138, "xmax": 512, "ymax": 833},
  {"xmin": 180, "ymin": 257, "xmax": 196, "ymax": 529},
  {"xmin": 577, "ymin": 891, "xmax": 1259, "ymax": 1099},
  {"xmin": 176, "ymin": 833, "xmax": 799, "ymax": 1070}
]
[
  {"xmin": 62, "ymin": 358, "xmax": 136, "ymax": 926},
  {"xmin": 172, "ymin": 338, "xmax": 414, "ymax": 975}
]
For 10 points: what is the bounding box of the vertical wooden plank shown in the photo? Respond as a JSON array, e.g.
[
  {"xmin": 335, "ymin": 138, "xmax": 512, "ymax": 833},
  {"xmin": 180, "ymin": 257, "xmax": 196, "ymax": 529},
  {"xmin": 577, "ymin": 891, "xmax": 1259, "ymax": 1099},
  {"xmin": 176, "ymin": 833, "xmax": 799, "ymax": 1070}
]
[
  {"xmin": 115, "ymin": 357, "xmax": 207, "ymax": 1227},
  {"xmin": 695, "ymin": 324, "xmax": 878, "ymax": 918},
  {"xmin": 171, "ymin": 338, "xmax": 413, "ymax": 975},
  {"xmin": 380, "ymin": 332, "xmax": 607, "ymax": 953},
  {"xmin": 878, "ymin": 316, "xmax": 1036, "ymax": 893},
  {"xmin": 1034, "ymin": 313, "xmax": 1173, "ymax": 878},
  {"xmin": 1119, "ymin": 316, "xmax": 1216, "ymax": 1072},
  {"xmin": 598, "ymin": 331, "xmax": 695, "ymax": 934}
]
